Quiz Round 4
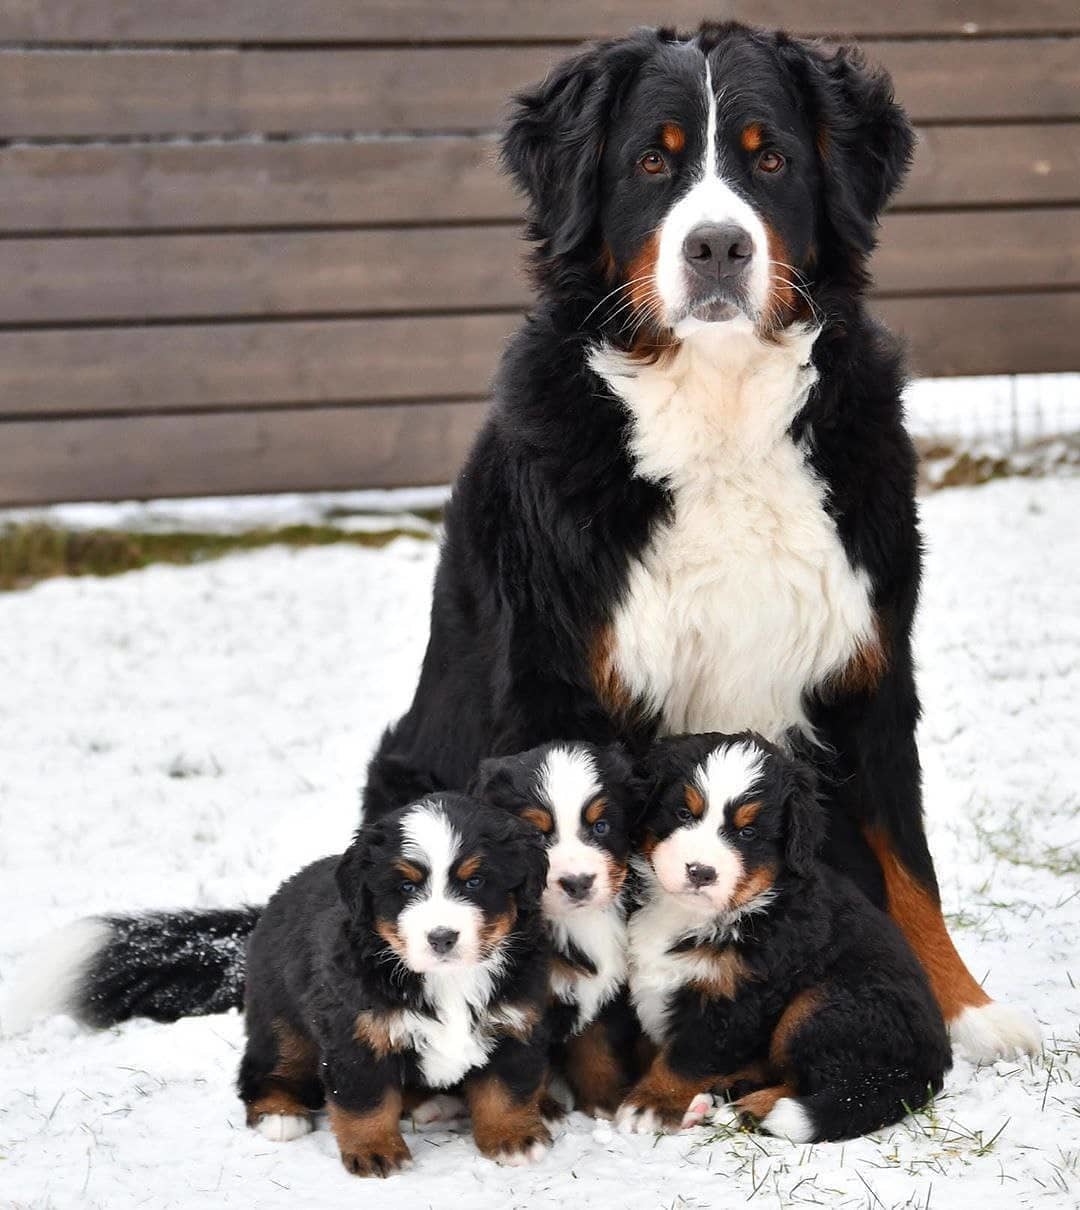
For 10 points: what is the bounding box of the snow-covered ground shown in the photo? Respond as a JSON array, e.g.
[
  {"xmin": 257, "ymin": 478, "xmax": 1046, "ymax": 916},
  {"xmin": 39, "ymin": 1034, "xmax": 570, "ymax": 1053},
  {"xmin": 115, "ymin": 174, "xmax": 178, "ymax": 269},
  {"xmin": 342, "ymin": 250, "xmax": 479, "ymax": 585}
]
[{"xmin": 1, "ymin": 476, "xmax": 1077, "ymax": 1210}]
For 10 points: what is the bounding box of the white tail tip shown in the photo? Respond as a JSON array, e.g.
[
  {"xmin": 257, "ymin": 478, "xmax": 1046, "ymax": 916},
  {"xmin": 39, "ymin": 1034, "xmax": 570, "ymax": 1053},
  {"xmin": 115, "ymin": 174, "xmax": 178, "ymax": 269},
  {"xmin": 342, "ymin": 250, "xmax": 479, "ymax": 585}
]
[
  {"xmin": 1, "ymin": 918, "xmax": 111, "ymax": 1037},
  {"xmin": 760, "ymin": 1097, "xmax": 815, "ymax": 1144}
]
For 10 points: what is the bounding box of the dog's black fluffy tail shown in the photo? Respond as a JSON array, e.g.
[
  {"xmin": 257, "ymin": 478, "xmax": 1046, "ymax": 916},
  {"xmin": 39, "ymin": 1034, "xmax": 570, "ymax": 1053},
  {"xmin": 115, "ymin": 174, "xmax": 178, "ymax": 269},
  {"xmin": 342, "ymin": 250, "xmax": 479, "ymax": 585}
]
[{"xmin": 2, "ymin": 908, "xmax": 261, "ymax": 1033}]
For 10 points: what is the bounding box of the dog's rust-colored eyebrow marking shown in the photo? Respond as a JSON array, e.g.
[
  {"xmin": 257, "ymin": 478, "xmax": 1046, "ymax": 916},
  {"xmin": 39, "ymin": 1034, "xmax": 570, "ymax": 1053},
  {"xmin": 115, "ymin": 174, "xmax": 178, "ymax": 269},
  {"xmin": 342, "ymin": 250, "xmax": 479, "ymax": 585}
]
[
  {"xmin": 740, "ymin": 123, "xmax": 764, "ymax": 153},
  {"xmin": 684, "ymin": 784, "xmax": 706, "ymax": 818},
  {"xmin": 392, "ymin": 859, "xmax": 424, "ymax": 882},
  {"xmin": 733, "ymin": 801, "xmax": 762, "ymax": 830},
  {"xmin": 455, "ymin": 853, "xmax": 481, "ymax": 880},
  {"xmin": 584, "ymin": 796, "xmax": 607, "ymax": 824},
  {"xmin": 521, "ymin": 805, "xmax": 554, "ymax": 834},
  {"xmin": 660, "ymin": 122, "xmax": 685, "ymax": 153}
]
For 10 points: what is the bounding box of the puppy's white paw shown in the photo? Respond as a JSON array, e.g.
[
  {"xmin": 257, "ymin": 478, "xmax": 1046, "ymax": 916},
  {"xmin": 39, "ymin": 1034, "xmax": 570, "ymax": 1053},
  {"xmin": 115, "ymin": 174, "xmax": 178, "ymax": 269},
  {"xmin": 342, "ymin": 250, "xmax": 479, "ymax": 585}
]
[
  {"xmin": 680, "ymin": 1093, "xmax": 716, "ymax": 1130},
  {"xmin": 615, "ymin": 1103, "xmax": 662, "ymax": 1135},
  {"xmin": 255, "ymin": 1113, "xmax": 312, "ymax": 1142},
  {"xmin": 495, "ymin": 1137, "xmax": 550, "ymax": 1167},
  {"xmin": 410, "ymin": 1093, "xmax": 467, "ymax": 1126},
  {"xmin": 950, "ymin": 1002, "xmax": 1042, "ymax": 1063}
]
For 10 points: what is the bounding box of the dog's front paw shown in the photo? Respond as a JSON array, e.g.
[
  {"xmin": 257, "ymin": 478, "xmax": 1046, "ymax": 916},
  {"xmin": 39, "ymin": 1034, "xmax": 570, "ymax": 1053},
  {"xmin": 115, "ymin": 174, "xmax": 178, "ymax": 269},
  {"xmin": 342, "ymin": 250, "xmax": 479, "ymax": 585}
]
[
  {"xmin": 338, "ymin": 1134, "xmax": 412, "ymax": 1178},
  {"xmin": 615, "ymin": 1092, "xmax": 687, "ymax": 1134},
  {"xmin": 950, "ymin": 1002, "xmax": 1042, "ymax": 1063},
  {"xmin": 478, "ymin": 1123, "xmax": 552, "ymax": 1167},
  {"xmin": 253, "ymin": 1112, "xmax": 313, "ymax": 1142}
]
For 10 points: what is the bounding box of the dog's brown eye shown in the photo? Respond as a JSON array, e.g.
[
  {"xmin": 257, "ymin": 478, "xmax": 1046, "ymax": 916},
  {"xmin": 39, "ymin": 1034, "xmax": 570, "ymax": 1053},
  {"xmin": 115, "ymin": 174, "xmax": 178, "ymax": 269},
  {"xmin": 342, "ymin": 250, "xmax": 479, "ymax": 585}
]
[
  {"xmin": 757, "ymin": 151, "xmax": 785, "ymax": 174},
  {"xmin": 639, "ymin": 151, "xmax": 667, "ymax": 175}
]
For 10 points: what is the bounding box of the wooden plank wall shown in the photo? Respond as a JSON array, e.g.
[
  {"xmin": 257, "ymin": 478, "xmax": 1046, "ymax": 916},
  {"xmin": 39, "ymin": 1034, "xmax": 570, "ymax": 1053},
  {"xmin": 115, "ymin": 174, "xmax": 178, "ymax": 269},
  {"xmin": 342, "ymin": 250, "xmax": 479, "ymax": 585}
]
[{"xmin": 1, "ymin": 2, "xmax": 1077, "ymax": 505}]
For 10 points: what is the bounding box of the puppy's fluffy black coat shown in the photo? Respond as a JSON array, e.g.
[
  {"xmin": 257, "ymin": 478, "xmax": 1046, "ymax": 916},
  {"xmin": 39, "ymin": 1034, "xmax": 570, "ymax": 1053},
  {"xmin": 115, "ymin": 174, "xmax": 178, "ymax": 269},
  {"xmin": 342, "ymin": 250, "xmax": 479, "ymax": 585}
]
[
  {"xmin": 239, "ymin": 794, "xmax": 552, "ymax": 1175},
  {"xmin": 620, "ymin": 734, "xmax": 951, "ymax": 1143}
]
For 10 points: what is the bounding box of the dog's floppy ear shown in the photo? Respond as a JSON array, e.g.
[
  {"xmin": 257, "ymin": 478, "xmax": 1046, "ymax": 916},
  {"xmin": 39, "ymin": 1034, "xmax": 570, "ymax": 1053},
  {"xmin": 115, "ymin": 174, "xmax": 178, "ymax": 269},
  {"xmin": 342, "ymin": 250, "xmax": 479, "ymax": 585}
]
[
  {"xmin": 780, "ymin": 758, "xmax": 825, "ymax": 878},
  {"xmin": 470, "ymin": 755, "xmax": 521, "ymax": 811},
  {"xmin": 501, "ymin": 35, "xmax": 650, "ymax": 259},
  {"xmin": 488, "ymin": 810, "xmax": 549, "ymax": 906},
  {"xmin": 782, "ymin": 38, "xmax": 914, "ymax": 257},
  {"xmin": 334, "ymin": 823, "xmax": 386, "ymax": 920}
]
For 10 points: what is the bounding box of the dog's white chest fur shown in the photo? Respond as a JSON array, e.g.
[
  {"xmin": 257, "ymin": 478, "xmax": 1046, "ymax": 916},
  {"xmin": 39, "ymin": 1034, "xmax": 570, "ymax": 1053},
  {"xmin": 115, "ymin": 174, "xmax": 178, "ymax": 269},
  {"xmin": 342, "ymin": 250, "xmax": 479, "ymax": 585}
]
[
  {"xmin": 549, "ymin": 905, "xmax": 628, "ymax": 1033},
  {"xmin": 591, "ymin": 323, "xmax": 874, "ymax": 741},
  {"xmin": 391, "ymin": 966, "xmax": 506, "ymax": 1087}
]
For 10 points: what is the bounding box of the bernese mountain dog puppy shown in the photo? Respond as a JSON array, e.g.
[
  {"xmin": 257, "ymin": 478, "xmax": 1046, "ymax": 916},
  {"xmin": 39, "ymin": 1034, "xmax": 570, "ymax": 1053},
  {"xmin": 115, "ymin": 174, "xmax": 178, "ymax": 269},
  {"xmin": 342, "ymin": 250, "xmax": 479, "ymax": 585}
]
[
  {"xmin": 618, "ymin": 732, "xmax": 952, "ymax": 1143},
  {"xmin": 239, "ymin": 793, "xmax": 552, "ymax": 1176},
  {"xmin": 13, "ymin": 22, "xmax": 1037, "ymax": 1066},
  {"xmin": 472, "ymin": 741, "xmax": 641, "ymax": 1116}
]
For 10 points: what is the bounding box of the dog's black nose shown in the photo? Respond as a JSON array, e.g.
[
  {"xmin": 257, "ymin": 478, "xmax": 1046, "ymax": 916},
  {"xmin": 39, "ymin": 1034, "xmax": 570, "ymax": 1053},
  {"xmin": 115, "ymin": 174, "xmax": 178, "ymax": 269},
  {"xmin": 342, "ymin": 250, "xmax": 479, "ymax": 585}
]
[
  {"xmin": 685, "ymin": 862, "xmax": 717, "ymax": 888},
  {"xmin": 558, "ymin": 874, "xmax": 596, "ymax": 902},
  {"xmin": 427, "ymin": 927, "xmax": 459, "ymax": 955},
  {"xmin": 682, "ymin": 223, "xmax": 753, "ymax": 281}
]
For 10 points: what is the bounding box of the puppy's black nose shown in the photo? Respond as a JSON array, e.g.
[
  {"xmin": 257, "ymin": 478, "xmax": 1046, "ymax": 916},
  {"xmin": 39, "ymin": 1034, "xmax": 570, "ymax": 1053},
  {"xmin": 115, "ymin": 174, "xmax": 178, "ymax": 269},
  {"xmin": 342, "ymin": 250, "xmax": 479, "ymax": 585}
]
[
  {"xmin": 427, "ymin": 927, "xmax": 459, "ymax": 955},
  {"xmin": 685, "ymin": 862, "xmax": 717, "ymax": 888},
  {"xmin": 558, "ymin": 874, "xmax": 596, "ymax": 902},
  {"xmin": 682, "ymin": 223, "xmax": 753, "ymax": 281}
]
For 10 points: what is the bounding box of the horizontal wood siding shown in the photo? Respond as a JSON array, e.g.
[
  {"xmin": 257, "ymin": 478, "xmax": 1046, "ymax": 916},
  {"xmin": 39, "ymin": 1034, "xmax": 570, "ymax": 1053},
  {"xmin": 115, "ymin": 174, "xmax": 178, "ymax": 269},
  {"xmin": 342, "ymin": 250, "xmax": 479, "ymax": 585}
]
[{"xmin": 1, "ymin": 4, "xmax": 1077, "ymax": 505}]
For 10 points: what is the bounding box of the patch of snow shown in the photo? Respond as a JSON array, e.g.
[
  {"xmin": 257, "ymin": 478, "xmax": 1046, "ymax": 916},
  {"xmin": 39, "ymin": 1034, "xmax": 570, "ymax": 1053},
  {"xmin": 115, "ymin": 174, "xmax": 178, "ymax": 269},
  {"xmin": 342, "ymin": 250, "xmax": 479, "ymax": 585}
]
[{"xmin": 0, "ymin": 479, "xmax": 1078, "ymax": 1209}]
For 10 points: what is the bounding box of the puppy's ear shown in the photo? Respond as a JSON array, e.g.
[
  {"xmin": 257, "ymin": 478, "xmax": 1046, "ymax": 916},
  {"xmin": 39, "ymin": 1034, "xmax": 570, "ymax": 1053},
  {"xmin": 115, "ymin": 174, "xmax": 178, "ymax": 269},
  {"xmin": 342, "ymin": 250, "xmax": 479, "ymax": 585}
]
[
  {"xmin": 334, "ymin": 824, "xmax": 385, "ymax": 919},
  {"xmin": 781, "ymin": 759, "xmax": 825, "ymax": 878},
  {"xmin": 491, "ymin": 811, "xmax": 549, "ymax": 906},
  {"xmin": 501, "ymin": 35, "xmax": 649, "ymax": 259},
  {"xmin": 470, "ymin": 756, "xmax": 518, "ymax": 809},
  {"xmin": 782, "ymin": 38, "xmax": 914, "ymax": 256}
]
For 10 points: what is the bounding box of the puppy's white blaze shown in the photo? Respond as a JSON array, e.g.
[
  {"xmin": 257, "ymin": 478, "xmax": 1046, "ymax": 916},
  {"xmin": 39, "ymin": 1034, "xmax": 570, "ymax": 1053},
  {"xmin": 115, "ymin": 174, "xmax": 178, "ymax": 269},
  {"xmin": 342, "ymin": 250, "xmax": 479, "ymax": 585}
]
[
  {"xmin": 1, "ymin": 917, "xmax": 111, "ymax": 1035},
  {"xmin": 696, "ymin": 743, "xmax": 766, "ymax": 818},
  {"xmin": 254, "ymin": 1113, "xmax": 312, "ymax": 1142},
  {"xmin": 655, "ymin": 57, "xmax": 771, "ymax": 331},
  {"xmin": 398, "ymin": 802, "xmax": 483, "ymax": 971},
  {"xmin": 950, "ymin": 1001, "xmax": 1042, "ymax": 1062},
  {"xmin": 760, "ymin": 1097, "xmax": 816, "ymax": 1144},
  {"xmin": 537, "ymin": 746, "xmax": 611, "ymax": 914}
]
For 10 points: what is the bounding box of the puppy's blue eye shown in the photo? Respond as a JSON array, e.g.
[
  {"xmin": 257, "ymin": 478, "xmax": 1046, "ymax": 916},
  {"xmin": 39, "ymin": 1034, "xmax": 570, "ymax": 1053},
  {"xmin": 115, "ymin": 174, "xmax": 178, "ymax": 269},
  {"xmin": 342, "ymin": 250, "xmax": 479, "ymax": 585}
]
[
  {"xmin": 592, "ymin": 819, "xmax": 611, "ymax": 837},
  {"xmin": 465, "ymin": 875, "xmax": 484, "ymax": 890},
  {"xmin": 675, "ymin": 807, "xmax": 694, "ymax": 825},
  {"xmin": 400, "ymin": 881, "xmax": 418, "ymax": 895},
  {"xmin": 738, "ymin": 827, "xmax": 757, "ymax": 841}
]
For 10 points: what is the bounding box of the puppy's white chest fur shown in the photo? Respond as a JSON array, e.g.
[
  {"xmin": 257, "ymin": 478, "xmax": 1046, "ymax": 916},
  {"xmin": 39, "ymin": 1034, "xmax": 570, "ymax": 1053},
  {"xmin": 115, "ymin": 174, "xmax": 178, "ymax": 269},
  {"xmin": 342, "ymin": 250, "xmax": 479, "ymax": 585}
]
[
  {"xmin": 549, "ymin": 905, "xmax": 628, "ymax": 1033},
  {"xmin": 590, "ymin": 323, "xmax": 874, "ymax": 741},
  {"xmin": 393, "ymin": 965, "xmax": 504, "ymax": 1087}
]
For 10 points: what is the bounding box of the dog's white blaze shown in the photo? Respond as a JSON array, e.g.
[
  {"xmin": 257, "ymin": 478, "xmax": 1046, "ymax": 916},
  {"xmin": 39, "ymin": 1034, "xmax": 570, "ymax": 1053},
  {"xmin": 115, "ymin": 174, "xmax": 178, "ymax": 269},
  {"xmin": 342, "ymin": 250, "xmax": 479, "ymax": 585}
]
[
  {"xmin": 537, "ymin": 746, "xmax": 611, "ymax": 914},
  {"xmin": 697, "ymin": 743, "xmax": 765, "ymax": 813},
  {"xmin": 398, "ymin": 802, "xmax": 484, "ymax": 971},
  {"xmin": 654, "ymin": 58, "xmax": 771, "ymax": 331},
  {"xmin": 590, "ymin": 322, "xmax": 875, "ymax": 744}
]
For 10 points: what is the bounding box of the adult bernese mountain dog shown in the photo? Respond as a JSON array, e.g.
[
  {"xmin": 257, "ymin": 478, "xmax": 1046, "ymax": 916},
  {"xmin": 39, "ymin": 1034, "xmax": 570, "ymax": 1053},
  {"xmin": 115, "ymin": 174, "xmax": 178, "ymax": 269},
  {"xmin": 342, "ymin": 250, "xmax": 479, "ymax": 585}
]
[
  {"xmin": 620, "ymin": 732, "xmax": 951, "ymax": 1142},
  {"xmin": 240, "ymin": 794, "xmax": 551, "ymax": 1175},
  {"xmin": 12, "ymin": 23, "xmax": 1037, "ymax": 1066}
]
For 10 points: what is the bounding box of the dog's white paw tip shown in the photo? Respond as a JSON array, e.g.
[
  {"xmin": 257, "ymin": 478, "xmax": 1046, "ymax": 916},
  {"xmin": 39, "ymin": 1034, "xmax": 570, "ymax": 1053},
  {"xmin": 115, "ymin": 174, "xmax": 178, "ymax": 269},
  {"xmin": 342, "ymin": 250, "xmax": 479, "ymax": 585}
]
[
  {"xmin": 951, "ymin": 1001, "xmax": 1042, "ymax": 1063},
  {"xmin": 615, "ymin": 1104, "xmax": 660, "ymax": 1135},
  {"xmin": 496, "ymin": 1139, "xmax": 550, "ymax": 1167},
  {"xmin": 680, "ymin": 1093, "xmax": 715, "ymax": 1130},
  {"xmin": 255, "ymin": 1113, "xmax": 312, "ymax": 1142}
]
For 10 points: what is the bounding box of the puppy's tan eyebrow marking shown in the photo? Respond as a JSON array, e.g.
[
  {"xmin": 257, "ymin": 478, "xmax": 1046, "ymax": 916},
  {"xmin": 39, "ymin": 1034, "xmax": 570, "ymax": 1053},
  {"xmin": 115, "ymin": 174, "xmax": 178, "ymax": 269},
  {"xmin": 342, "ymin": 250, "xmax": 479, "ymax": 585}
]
[
  {"xmin": 733, "ymin": 801, "xmax": 762, "ymax": 829},
  {"xmin": 455, "ymin": 853, "xmax": 481, "ymax": 880},
  {"xmin": 661, "ymin": 122, "xmax": 686, "ymax": 153},
  {"xmin": 521, "ymin": 806, "xmax": 554, "ymax": 834},
  {"xmin": 740, "ymin": 122, "xmax": 764, "ymax": 153},
  {"xmin": 393, "ymin": 859, "xmax": 424, "ymax": 882},
  {"xmin": 684, "ymin": 785, "xmax": 705, "ymax": 818},
  {"xmin": 584, "ymin": 796, "xmax": 607, "ymax": 824}
]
